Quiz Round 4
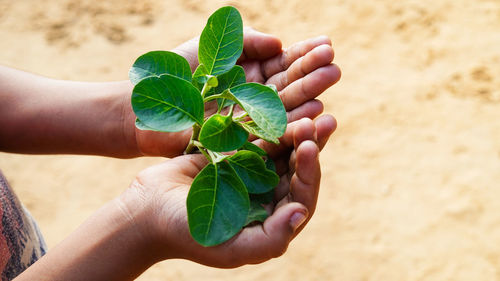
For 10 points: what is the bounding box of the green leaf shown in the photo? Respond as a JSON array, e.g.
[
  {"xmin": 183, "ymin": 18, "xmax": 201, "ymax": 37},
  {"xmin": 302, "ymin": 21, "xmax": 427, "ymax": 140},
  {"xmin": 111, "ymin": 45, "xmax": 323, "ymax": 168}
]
[
  {"xmin": 192, "ymin": 64, "xmax": 209, "ymax": 91},
  {"xmin": 199, "ymin": 6, "xmax": 243, "ymax": 75},
  {"xmin": 240, "ymin": 121, "xmax": 279, "ymax": 144},
  {"xmin": 239, "ymin": 141, "xmax": 267, "ymax": 156},
  {"xmin": 250, "ymin": 190, "xmax": 275, "ymax": 205},
  {"xmin": 187, "ymin": 161, "xmax": 250, "ymax": 246},
  {"xmin": 129, "ymin": 51, "xmax": 192, "ymax": 85},
  {"xmin": 131, "ymin": 75, "xmax": 204, "ymax": 132},
  {"xmin": 199, "ymin": 114, "xmax": 248, "ymax": 152},
  {"xmin": 207, "ymin": 65, "xmax": 246, "ymax": 97},
  {"xmin": 229, "ymin": 83, "xmax": 287, "ymax": 140},
  {"xmin": 265, "ymin": 157, "xmax": 276, "ymax": 172},
  {"xmin": 207, "ymin": 65, "xmax": 245, "ymax": 109},
  {"xmin": 135, "ymin": 118, "xmax": 154, "ymax": 131},
  {"xmin": 245, "ymin": 201, "xmax": 269, "ymax": 226},
  {"xmin": 268, "ymin": 84, "xmax": 278, "ymax": 94},
  {"xmin": 227, "ymin": 150, "xmax": 279, "ymax": 194}
]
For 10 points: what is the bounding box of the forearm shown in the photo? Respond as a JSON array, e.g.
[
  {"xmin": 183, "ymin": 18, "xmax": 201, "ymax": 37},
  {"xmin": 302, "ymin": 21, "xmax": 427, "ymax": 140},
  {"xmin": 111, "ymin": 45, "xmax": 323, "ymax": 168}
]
[
  {"xmin": 0, "ymin": 66, "xmax": 139, "ymax": 158},
  {"xmin": 14, "ymin": 198, "xmax": 159, "ymax": 281}
]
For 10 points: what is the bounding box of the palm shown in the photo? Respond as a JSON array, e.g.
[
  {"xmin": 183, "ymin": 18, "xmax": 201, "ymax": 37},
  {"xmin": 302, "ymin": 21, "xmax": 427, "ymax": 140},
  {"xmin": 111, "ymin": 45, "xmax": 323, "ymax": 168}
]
[
  {"xmin": 129, "ymin": 115, "xmax": 336, "ymax": 267},
  {"xmin": 134, "ymin": 30, "xmax": 340, "ymax": 157},
  {"xmin": 134, "ymin": 143, "xmax": 299, "ymax": 267}
]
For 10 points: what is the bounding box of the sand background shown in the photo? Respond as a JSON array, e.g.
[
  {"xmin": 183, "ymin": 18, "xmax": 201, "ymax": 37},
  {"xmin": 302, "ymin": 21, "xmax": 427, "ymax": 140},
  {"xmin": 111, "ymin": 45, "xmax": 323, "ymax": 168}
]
[{"xmin": 1, "ymin": 0, "xmax": 500, "ymax": 280}]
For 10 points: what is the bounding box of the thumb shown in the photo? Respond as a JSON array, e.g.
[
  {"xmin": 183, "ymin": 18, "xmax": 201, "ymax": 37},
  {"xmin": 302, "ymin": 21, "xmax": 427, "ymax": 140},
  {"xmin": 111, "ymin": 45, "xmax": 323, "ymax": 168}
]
[{"xmin": 233, "ymin": 202, "xmax": 308, "ymax": 265}]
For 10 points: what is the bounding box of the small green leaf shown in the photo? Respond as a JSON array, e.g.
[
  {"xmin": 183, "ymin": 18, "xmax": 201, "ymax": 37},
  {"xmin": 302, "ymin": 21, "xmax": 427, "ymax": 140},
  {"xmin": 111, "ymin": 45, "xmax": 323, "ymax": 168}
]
[
  {"xmin": 199, "ymin": 114, "xmax": 248, "ymax": 152},
  {"xmin": 199, "ymin": 6, "xmax": 243, "ymax": 75},
  {"xmin": 192, "ymin": 64, "xmax": 209, "ymax": 90},
  {"xmin": 207, "ymin": 65, "xmax": 246, "ymax": 97},
  {"xmin": 129, "ymin": 51, "xmax": 192, "ymax": 85},
  {"xmin": 239, "ymin": 141, "xmax": 267, "ymax": 156},
  {"xmin": 187, "ymin": 161, "xmax": 250, "ymax": 246},
  {"xmin": 227, "ymin": 150, "xmax": 279, "ymax": 194},
  {"xmin": 245, "ymin": 201, "xmax": 269, "ymax": 226},
  {"xmin": 265, "ymin": 157, "xmax": 276, "ymax": 172},
  {"xmin": 132, "ymin": 75, "xmax": 204, "ymax": 132},
  {"xmin": 206, "ymin": 75, "xmax": 219, "ymax": 87},
  {"xmin": 207, "ymin": 65, "xmax": 246, "ymax": 109},
  {"xmin": 229, "ymin": 83, "xmax": 287, "ymax": 140},
  {"xmin": 241, "ymin": 121, "xmax": 279, "ymax": 144}
]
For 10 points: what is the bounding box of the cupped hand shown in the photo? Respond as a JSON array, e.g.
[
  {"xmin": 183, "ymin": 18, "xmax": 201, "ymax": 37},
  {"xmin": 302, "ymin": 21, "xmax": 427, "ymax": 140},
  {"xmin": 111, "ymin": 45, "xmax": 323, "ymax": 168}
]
[
  {"xmin": 121, "ymin": 114, "xmax": 336, "ymax": 267},
  {"xmin": 130, "ymin": 28, "xmax": 340, "ymax": 157}
]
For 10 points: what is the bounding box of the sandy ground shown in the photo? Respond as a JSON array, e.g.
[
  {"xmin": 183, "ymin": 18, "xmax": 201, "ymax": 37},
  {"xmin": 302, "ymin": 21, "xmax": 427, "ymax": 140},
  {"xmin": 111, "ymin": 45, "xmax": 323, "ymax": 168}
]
[{"xmin": 1, "ymin": 0, "xmax": 500, "ymax": 280}]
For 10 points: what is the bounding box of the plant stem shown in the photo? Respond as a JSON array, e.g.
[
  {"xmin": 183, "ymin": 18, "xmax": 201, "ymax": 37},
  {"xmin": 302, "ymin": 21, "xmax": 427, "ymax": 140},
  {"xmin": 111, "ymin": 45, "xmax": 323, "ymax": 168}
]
[
  {"xmin": 201, "ymin": 81, "xmax": 213, "ymax": 98},
  {"xmin": 233, "ymin": 112, "xmax": 248, "ymax": 122},
  {"xmin": 184, "ymin": 124, "xmax": 201, "ymax": 154},
  {"xmin": 227, "ymin": 104, "xmax": 235, "ymax": 117},
  {"xmin": 197, "ymin": 146, "xmax": 212, "ymax": 163}
]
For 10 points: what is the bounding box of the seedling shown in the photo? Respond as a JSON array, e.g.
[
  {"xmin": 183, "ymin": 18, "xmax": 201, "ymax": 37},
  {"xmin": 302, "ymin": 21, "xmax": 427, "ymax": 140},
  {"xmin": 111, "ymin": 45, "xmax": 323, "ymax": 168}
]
[{"xmin": 129, "ymin": 6, "xmax": 286, "ymax": 246}]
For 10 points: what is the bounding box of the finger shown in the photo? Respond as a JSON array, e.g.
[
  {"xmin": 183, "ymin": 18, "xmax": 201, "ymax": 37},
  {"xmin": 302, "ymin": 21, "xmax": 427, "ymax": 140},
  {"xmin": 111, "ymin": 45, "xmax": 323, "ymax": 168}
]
[
  {"xmin": 314, "ymin": 114, "xmax": 337, "ymax": 150},
  {"xmin": 171, "ymin": 37, "xmax": 200, "ymax": 72},
  {"xmin": 267, "ymin": 44, "xmax": 334, "ymax": 91},
  {"xmin": 290, "ymin": 140, "xmax": 321, "ymax": 231},
  {"xmin": 261, "ymin": 35, "xmax": 332, "ymax": 79},
  {"xmin": 226, "ymin": 202, "xmax": 308, "ymax": 265},
  {"xmin": 293, "ymin": 118, "xmax": 317, "ymax": 149},
  {"xmin": 256, "ymin": 117, "xmax": 315, "ymax": 158},
  {"xmin": 280, "ymin": 64, "xmax": 341, "ymax": 110},
  {"xmin": 135, "ymin": 154, "xmax": 207, "ymax": 186},
  {"xmin": 274, "ymin": 171, "xmax": 292, "ymax": 203},
  {"xmin": 286, "ymin": 99, "xmax": 324, "ymax": 124},
  {"xmin": 238, "ymin": 27, "xmax": 282, "ymax": 62}
]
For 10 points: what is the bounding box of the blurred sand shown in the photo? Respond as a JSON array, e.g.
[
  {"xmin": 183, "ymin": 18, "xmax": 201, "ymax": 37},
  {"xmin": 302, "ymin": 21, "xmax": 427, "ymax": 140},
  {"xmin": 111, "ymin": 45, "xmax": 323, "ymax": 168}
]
[{"xmin": 1, "ymin": 0, "xmax": 500, "ymax": 280}]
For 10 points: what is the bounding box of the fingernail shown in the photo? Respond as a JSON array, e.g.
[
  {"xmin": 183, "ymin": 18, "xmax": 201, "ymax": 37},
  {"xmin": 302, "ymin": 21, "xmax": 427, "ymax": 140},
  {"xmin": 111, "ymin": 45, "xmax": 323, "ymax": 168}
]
[{"xmin": 289, "ymin": 211, "xmax": 308, "ymax": 231}]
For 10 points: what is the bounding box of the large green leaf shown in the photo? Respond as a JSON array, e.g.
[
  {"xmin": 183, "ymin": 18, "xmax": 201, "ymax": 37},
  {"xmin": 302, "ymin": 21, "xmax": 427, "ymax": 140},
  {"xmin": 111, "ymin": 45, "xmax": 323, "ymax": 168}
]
[
  {"xmin": 131, "ymin": 75, "xmax": 204, "ymax": 132},
  {"xmin": 199, "ymin": 114, "xmax": 248, "ymax": 152},
  {"xmin": 129, "ymin": 51, "xmax": 192, "ymax": 85},
  {"xmin": 229, "ymin": 83, "xmax": 286, "ymax": 140},
  {"xmin": 227, "ymin": 150, "xmax": 279, "ymax": 194},
  {"xmin": 187, "ymin": 161, "xmax": 250, "ymax": 246},
  {"xmin": 199, "ymin": 6, "xmax": 243, "ymax": 76},
  {"xmin": 250, "ymin": 190, "xmax": 275, "ymax": 205}
]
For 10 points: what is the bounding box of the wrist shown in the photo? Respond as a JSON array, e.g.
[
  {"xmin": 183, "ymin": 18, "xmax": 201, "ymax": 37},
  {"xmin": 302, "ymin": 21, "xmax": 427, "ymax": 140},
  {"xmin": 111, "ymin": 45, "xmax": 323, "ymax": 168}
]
[{"xmin": 116, "ymin": 180, "xmax": 172, "ymax": 262}]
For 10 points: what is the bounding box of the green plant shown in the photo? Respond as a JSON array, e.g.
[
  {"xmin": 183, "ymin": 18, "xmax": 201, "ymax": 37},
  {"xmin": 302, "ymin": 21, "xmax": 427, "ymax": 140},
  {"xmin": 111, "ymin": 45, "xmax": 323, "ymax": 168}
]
[{"xmin": 129, "ymin": 6, "xmax": 286, "ymax": 246}]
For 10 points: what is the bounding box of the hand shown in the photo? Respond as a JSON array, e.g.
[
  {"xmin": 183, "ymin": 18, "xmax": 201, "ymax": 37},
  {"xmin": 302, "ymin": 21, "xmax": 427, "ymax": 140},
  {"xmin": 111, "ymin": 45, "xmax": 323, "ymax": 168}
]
[
  {"xmin": 130, "ymin": 28, "xmax": 340, "ymax": 157},
  {"xmin": 122, "ymin": 114, "xmax": 336, "ymax": 267}
]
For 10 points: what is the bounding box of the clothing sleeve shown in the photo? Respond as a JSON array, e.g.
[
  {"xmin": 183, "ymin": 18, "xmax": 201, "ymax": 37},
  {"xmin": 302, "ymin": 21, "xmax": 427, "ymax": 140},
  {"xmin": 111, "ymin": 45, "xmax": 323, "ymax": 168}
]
[{"xmin": 0, "ymin": 170, "xmax": 47, "ymax": 280}]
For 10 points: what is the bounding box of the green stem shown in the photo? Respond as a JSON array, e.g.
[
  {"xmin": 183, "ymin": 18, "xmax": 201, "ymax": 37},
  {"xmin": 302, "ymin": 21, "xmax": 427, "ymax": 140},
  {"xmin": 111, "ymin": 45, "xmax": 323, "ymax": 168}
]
[
  {"xmin": 201, "ymin": 81, "xmax": 213, "ymax": 98},
  {"xmin": 233, "ymin": 112, "xmax": 248, "ymax": 122},
  {"xmin": 198, "ymin": 147, "xmax": 212, "ymax": 163},
  {"xmin": 227, "ymin": 104, "xmax": 235, "ymax": 117},
  {"xmin": 184, "ymin": 124, "xmax": 201, "ymax": 154}
]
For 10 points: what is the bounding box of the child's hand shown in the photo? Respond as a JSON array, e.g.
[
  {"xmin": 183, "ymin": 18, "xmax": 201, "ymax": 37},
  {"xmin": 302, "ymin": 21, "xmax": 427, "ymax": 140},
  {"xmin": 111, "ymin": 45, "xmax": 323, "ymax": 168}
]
[
  {"xmin": 121, "ymin": 115, "xmax": 336, "ymax": 267},
  {"xmin": 129, "ymin": 28, "xmax": 340, "ymax": 157}
]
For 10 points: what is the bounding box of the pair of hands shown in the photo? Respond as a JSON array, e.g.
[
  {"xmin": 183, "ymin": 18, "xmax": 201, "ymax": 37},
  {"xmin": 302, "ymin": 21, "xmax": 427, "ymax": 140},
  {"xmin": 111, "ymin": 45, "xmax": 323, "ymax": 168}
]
[
  {"xmin": 117, "ymin": 28, "xmax": 340, "ymax": 268},
  {"xmin": 4, "ymin": 27, "xmax": 340, "ymax": 280}
]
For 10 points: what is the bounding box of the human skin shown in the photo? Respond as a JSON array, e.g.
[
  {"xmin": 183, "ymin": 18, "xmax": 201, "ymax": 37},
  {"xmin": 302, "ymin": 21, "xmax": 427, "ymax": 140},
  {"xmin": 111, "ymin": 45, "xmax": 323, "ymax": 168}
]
[
  {"xmin": 0, "ymin": 28, "xmax": 340, "ymax": 158},
  {"xmin": 1, "ymin": 28, "xmax": 341, "ymax": 280},
  {"xmin": 13, "ymin": 116, "xmax": 336, "ymax": 281}
]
